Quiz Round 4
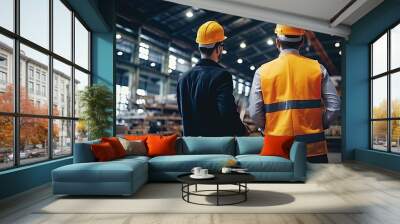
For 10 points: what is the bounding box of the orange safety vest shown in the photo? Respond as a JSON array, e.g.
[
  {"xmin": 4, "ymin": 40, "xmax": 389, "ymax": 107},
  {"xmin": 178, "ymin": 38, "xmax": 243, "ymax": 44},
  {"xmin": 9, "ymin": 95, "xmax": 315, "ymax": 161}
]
[{"xmin": 259, "ymin": 52, "xmax": 328, "ymax": 157}]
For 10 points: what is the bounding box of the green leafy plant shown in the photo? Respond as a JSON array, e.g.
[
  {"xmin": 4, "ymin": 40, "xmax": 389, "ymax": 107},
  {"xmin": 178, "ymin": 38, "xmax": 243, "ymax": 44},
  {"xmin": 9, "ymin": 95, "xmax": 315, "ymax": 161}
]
[{"xmin": 79, "ymin": 84, "xmax": 113, "ymax": 140}]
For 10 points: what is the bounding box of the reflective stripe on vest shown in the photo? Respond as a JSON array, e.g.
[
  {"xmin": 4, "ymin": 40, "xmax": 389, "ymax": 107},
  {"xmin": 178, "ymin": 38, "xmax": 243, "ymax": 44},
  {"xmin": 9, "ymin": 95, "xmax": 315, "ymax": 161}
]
[
  {"xmin": 264, "ymin": 100, "xmax": 322, "ymax": 113},
  {"xmin": 295, "ymin": 132, "xmax": 325, "ymax": 143}
]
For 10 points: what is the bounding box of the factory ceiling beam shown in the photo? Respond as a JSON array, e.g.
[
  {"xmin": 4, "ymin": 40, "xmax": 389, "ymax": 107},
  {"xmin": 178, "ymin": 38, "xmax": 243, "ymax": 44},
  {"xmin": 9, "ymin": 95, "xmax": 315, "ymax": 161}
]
[
  {"xmin": 118, "ymin": 13, "xmax": 195, "ymax": 52},
  {"xmin": 225, "ymin": 20, "xmax": 265, "ymax": 38}
]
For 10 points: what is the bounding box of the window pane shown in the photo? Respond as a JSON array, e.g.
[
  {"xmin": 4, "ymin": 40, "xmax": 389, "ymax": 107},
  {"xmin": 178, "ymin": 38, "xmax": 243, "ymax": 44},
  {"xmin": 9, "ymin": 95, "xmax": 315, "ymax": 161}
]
[
  {"xmin": 372, "ymin": 77, "xmax": 387, "ymax": 119},
  {"xmin": 75, "ymin": 120, "xmax": 88, "ymax": 143},
  {"xmin": 0, "ymin": 116, "xmax": 13, "ymax": 170},
  {"xmin": 20, "ymin": 117, "xmax": 49, "ymax": 165},
  {"xmin": 391, "ymin": 24, "xmax": 400, "ymax": 70},
  {"xmin": 74, "ymin": 17, "xmax": 89, "ymax": 70},
  {"xmin": 391, "ymin": 120, "xmax": 400, "ymax": 153},
  {"xmin": 372, "ymin": 33, "xmax": 387, "ymax": 76},
  {"xmin": 372, "ymin": 121, "xmax": 388, "ymax": 151},
  {"xmin": 53, "ymin": 119, "xmax": 72, "ymax": 157},
  {"xmin": 20, "ymin": 0, "xmax": 49, "ymax": 49},
  {"xmin": 0, "ymin": 0, "xmax": 14, "ymax": 31},
  {"xmin": 20, "ymin": 44, "xmax": 49, "ymax": 115},
  {"xmin": 0, "ymin": 35, "xmax": 14, "ymax": 112},
  {"xmin": 53, "ymin": 59, "xmax": 72, "ymax": 117},
  {"xmin": 74, "ymin": 69, "xmax": 89, "ymax": 117},
  {"xmin": 391, "ymin": 72, "xmax": 400, "ymax": 118},
  {"xmin": 53, "ymin": 0, "xmax": 72, "ymax": 60}
]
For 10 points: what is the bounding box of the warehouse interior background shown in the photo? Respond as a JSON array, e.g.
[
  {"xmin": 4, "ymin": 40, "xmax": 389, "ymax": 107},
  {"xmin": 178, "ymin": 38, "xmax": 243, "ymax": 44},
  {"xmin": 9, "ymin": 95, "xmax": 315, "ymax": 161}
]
[{"xmin": 114, "ymin": 0, "xmax": 344, "ymax": 157}]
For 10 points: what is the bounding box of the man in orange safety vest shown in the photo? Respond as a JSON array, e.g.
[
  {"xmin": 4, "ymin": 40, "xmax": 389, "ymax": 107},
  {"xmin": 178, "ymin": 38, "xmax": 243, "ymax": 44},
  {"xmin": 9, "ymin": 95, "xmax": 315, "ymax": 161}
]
[{"xmin": 248, "ymin": 24, "xmax": 340, "ymax": 163}]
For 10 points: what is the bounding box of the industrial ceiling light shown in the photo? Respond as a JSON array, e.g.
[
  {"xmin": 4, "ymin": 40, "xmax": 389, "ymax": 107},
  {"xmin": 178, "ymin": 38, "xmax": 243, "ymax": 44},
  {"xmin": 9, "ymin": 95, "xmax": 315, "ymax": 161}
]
[
  {"xmin": 191, "ymin": 57, "xmax": 199, "ymax": 63},
  {"xmin": 335, "ymin": 42, "xmax": 340, "ymax": 48},
  {"xmin": 117, "ymin": 51, "xmax": 123, "ymax": 56},
  {"xmin": 116, "ymin": 33, "xmax": 122, "ymax": 40},
  {"xmin": 186, "ymin": 10, "xmax": 193, "ymax": 18},
  {"xmin": 339, "ymin": 50, "xmax": 342, "ymax": 55},
  {"xmin": 177, "ymin": 58, "xmax": 186, "ymax": 64},
  {"xmin": 124, "ymin": 27, "xmax": 133, "ymax": 33},
  {"xmin": 237, "ymin": 58, "xmax": 243, "ymax": 64},
  {"xmin": 250, "ymin": 65, "xmax": 255, "ymax": 71},
  {"xmin": 240, "ymin": 42, "xmax": 246, "ymax": 48},
  {"xmin": 222, "ymin": 50, "xmax": 227, "ymax": 54},
  {"xmin": 267, "ymin": 38, "xmax": 274, "ymax": 46},
  {"xmin": 150, "ymin": 62, "xmax": 156, "ymax": 67}
]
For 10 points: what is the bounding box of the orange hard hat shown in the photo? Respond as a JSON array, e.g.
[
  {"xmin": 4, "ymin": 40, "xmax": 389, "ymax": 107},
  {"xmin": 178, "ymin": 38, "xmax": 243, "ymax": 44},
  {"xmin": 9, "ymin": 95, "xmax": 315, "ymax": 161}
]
[
  {"xmin": 275, "ymin": 24, "xmax": 305, "ymax": 36},
  {"xmin": 196, "ymin": 21, "xmax": 226, "ymax": 47}
]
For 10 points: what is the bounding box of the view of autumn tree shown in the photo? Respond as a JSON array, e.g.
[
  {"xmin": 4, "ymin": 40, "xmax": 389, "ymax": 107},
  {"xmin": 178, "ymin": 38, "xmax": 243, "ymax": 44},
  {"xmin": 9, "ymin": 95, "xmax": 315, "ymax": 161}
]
[
  {"xmin": 372, "ymin": 99, "xmax": 400, "ymax": 145},
  {"xmin": 0, "ymin": 85, "xmax": 59, "ymax": 154}
]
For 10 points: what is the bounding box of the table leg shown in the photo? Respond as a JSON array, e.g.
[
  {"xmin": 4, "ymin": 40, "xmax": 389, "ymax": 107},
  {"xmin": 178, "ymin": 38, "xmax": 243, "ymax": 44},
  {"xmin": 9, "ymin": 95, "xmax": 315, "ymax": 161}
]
[
  {"xmin": 187, "ymin": 184, "xmax": 190, "ymax": 202},
  {"xmin": 217, "ymin": 184, "xmax": 219, "ymax": 206},
  {"xmin": 245, "ymin": 183, "xmax": 247, "ymax": 201},
  {"xmin": 195, "ymin": 184, "xmax": 198, "ymax": 192}
]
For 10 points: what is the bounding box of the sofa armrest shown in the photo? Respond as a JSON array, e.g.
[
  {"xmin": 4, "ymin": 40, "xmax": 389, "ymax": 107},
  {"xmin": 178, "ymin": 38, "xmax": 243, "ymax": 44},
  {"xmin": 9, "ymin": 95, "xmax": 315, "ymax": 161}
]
[
  {"xmin": 73, "ymin": 140, "xmax": 100, "ymax": 163},
  {"xmin": 289, "ymin": 141, "xmax": 307, "ymax": 182}
]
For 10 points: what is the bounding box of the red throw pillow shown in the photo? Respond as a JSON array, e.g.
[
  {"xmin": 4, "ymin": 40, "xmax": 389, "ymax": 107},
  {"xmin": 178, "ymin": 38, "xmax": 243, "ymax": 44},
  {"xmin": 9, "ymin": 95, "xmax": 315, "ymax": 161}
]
[
  {"xmin": 91, "ymin": 142, "xmax": 117, "ymax": 162},
  {"xmin": 124, "ymin": 135, "xmax": 148, "ymax": 141},
  {"xmin": 260, "ymin": 135, "xmax": 295, "ymax": 159},
  {"xmin": 101, "ymin": 137, "xmax": 127, "ymax": 158},
  {"xmin": 146, "ymin": 134, "xmax": 178, "ymax": 157}
]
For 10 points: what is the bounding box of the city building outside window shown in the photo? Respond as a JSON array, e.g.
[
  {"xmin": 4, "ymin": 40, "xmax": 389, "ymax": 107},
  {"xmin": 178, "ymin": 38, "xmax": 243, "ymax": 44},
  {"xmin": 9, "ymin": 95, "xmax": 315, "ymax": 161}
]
[{"xmin": 0, "ymin": 0, "xmax": 91, "ymax": 170}]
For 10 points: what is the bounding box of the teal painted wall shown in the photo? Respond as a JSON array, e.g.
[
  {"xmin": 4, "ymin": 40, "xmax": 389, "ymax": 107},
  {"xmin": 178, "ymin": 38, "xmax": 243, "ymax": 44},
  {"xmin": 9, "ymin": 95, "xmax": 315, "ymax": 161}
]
[
  {"xmin": 0, "ymin": 0, "xmax": 116, "ymax": 200},
  {"xmin": 343, "ymin": 0, "xmax": 400, "ymax": 171},
  {"xmin": 0, "ymin": 158, "xmax": 72, "ymax": 199},
  {"xmin": 92, "ymin": 31, "xmax": 116, "ymax": 136}
]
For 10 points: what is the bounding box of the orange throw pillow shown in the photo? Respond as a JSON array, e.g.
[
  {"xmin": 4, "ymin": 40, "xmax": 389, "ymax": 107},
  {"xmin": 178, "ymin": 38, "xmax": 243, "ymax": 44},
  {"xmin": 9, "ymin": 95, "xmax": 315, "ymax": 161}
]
[
  {"xmin": 146, "ymin": 134, "xmax": 178, "ymax": 157},
  {"xmin": 260, "ymin": 135, "xmax": 295, "ymax": 159},
  {"xmin": 101, "ymin": 137, "xmax": 127, "ymax": 158},
  {"xmin": 124, "ymin": 135, "xmax": 148, "ymax": 141},
  {"xmin": 91, "ymin": 142, "xmax": 117, "ymax": 162}
]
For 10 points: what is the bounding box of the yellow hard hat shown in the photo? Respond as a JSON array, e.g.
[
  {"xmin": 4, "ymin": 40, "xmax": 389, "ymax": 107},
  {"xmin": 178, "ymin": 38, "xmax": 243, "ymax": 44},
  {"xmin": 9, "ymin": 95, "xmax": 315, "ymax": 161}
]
[
  {"xmin": 275, "ymin": 24, "xmax": 305, "ymax": 36},
  {"xmin": 196, "ymin": 21, "xmax": 226, "ymax": 47}
]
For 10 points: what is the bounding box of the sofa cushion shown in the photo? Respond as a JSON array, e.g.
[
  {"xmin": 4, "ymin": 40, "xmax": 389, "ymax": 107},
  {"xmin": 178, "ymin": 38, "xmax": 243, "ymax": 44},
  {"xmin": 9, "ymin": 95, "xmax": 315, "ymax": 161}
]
[
  {"xmin": 147, "ymin": 134, "xmax": 178, "ymax": 157},
  {"xmin": 91, "ymin": 142, "xmax": 118, "ymax": 162},
  {"xmin": 101, "ymin": 137, "xmax": 127, "ymax": 158},
  {"xmin": 115, "ymin": 155, "xmax": 150, "ymax": 163},
  {"xmin": 179, "ymin": 137, "xmax": 235, "ymax": 155},
  {"xmin": 236, "ymin": 137, "xmax": 263, "ymax": 155},
  {"xmin": 149, "ymin": 154, "xmax": 235, "ymax": 172},
  {"xmin": 236, "ymin": 155, "xmax": 293, "ymax": 172},
  {"xmin": 118, "ymin": 138, "xmax": 147, "ymax": 156},
  {"xmin": 53, "ymin": 158, "xmax": 148, "ymax": 183}
]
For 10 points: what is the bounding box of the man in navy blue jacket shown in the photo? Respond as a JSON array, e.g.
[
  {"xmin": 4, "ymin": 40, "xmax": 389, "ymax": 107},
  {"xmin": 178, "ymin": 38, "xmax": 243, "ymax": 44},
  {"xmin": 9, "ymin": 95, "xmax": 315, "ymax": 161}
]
[{"xmin": 177, "ymin": 21, "xmax": 247, "ymax": 137}]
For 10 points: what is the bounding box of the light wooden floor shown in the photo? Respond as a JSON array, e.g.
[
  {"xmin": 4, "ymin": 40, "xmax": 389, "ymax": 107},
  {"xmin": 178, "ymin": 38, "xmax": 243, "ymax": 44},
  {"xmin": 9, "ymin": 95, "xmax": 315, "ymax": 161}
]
[{"xmin": 1, "ymin": 161, "xmax": 400, "ymax": 224}]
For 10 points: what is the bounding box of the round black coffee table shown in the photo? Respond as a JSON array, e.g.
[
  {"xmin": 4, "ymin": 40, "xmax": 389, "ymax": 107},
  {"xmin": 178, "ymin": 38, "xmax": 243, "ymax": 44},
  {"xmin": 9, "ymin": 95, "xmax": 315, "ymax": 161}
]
[{"xmin": 177, "ymin": 173, "xmax": 255, "ymax": 206}]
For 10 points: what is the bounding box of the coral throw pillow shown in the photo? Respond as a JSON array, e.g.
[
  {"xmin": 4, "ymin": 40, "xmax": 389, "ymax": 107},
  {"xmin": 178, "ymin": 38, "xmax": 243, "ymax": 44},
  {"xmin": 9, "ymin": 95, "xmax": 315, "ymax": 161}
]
[
  {"xmin": 260, "ymin": 135, "xmax": 295, "ymax": 159},
  {"xmin": 101, "ymin": 137, "xmax": 127, "ymax": 158},
  {"xmin": 91, "ymin": 142, "xmax": 117, "ymax": 162},
  {"xmin": 124, "ymin": 135, "xmax": 148, "ymax": 142},
  {"xmin": 146, "ymin": 134, "xmax": 178, "ymax": 157}
]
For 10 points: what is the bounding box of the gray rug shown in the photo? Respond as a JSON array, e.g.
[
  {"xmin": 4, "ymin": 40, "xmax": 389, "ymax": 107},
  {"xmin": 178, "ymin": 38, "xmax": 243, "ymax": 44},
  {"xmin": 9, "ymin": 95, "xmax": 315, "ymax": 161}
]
[{"xmin": 38, "ymin": 183, "xmax": 362, "ymax": 214}]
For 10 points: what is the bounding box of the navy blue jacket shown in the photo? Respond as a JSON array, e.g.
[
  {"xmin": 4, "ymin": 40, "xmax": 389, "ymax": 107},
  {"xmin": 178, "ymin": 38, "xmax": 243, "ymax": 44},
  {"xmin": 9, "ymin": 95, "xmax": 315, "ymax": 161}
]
[{"xmin": 177, "ymin": 59, "xmax": 247, "ymax": 137}]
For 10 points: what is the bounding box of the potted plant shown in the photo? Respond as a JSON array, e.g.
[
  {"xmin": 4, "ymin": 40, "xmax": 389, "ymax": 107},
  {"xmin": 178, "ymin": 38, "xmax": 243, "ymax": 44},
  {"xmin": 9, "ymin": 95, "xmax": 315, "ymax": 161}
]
[{"xmin": 79, "ymin": 84, "xmax": 113, "ymax": 140}]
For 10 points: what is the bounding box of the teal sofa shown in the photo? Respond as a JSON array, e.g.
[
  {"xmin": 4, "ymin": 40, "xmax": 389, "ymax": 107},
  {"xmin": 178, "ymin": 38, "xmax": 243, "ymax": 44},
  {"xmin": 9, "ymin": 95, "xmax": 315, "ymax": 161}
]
[{"xmin": 52, "ymin": 137, "xmax": 307, "ymax": 196}]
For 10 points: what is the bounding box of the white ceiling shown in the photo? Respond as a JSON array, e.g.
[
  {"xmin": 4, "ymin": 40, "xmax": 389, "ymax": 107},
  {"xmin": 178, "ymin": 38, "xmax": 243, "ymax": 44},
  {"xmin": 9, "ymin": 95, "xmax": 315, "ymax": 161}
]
[{"xmin": 164, "ymin": 0, "xmax": 384, "ymax": 38}]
